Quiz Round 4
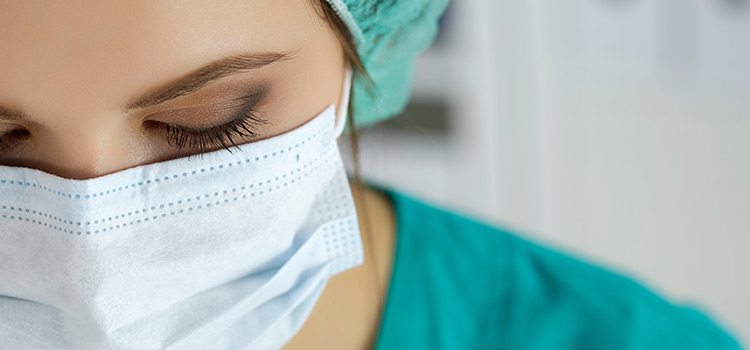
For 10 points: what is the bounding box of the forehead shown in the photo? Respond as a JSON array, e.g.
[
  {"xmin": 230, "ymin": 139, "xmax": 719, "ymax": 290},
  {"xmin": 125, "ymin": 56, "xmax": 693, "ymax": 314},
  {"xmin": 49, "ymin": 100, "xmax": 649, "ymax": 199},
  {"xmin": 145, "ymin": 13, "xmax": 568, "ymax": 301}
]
[{"xmin": 0, "ymin": 0, "xmax": 322, "ymax": 114}]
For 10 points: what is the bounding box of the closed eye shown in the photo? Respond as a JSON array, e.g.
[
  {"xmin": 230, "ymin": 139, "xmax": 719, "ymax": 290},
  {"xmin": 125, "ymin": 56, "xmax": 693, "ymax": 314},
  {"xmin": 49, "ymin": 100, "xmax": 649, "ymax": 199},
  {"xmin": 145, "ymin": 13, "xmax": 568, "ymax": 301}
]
[
  {"xmin": 0, "ymin": 128, "xmax": 30, "ymax": 154},
  {"xmin": 145, "ymin": 107, "xmax": 268, "ymax": 158}
]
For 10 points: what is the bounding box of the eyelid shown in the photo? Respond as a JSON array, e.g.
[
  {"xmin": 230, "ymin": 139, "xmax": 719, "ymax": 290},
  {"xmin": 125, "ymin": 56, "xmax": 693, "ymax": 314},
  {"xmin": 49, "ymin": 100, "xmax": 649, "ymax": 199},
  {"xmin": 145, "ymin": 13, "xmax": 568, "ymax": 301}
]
[
  {"xmin": 0, "ymin": 122, "xmax": 26, "ymax": 132},
  {"xmin": 144, "ymin": 87, "xmax": 269, "ymax": 128},
  {"xmin": 158, "ymin": 105, "xmax": 267, "ymax": 157},
  {"xmin": 162, "ymin": 114, "xmax": 244, "ymax": 134},
  {"xmin": 0, "ymin": 126, "xmax": 26, "ymax": 142}
]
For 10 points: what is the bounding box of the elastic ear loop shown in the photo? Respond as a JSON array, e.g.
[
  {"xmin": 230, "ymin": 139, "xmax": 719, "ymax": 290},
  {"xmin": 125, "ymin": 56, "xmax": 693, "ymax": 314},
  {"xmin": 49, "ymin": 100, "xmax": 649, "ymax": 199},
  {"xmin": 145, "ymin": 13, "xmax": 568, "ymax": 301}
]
[{"xmin": 333, "ymin": 65, "xmax": 353, "ymax": 138}]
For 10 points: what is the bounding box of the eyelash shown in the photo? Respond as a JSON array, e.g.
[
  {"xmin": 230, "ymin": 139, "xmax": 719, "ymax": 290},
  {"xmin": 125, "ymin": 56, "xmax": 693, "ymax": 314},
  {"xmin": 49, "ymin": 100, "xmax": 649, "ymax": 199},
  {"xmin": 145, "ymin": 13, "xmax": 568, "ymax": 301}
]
[
  {"xmin": 0, "ymin": 129, "xmax": 29, "ymax": 154},
  {"xmin": 0, "ymin": 110, "xmax": 268, "ymax": 158},
  {"xmin": 156, "ymin": 108, "xmax": 268, "ymax": 158}
]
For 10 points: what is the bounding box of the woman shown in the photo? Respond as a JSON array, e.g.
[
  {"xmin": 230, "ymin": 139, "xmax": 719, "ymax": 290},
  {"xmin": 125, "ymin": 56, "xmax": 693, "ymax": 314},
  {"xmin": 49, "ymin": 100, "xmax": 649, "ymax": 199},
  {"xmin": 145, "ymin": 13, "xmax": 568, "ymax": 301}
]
[{"xmin": 0, "ymin": 0, "xmax": 741, "ymax": 349}]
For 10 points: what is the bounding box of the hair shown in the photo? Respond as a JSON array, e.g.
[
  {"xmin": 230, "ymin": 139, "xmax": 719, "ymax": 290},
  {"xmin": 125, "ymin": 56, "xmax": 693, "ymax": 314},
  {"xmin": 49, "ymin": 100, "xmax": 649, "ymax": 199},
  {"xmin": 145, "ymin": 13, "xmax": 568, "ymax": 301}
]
[
  {"xmin": 308, "ymin": 0, "xmax": 385, "ymax": 317},
  {"xmin": 307, "ymin": 0, "xmax": 373, "ymax": 185}
]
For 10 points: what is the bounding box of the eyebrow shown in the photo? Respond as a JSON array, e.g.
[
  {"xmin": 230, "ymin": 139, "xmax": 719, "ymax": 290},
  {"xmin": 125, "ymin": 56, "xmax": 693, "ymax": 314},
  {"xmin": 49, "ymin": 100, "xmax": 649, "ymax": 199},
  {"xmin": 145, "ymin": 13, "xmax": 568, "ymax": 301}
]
[
  {"xmin": 123, "ymin": 50, "xmax": 297, "ymax": 112},
  {"xmin": 0, "ymin": 50, "xmax": 297, "ymax": 121}
]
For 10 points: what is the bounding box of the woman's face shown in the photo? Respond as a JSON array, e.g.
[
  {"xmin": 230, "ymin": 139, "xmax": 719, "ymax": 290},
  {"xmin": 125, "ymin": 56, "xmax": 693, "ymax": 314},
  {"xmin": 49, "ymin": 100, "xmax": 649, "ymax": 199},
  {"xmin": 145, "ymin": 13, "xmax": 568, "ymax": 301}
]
[{"xmin": 0, "ymin": 0, "xmax": 346, "ymax": 179}]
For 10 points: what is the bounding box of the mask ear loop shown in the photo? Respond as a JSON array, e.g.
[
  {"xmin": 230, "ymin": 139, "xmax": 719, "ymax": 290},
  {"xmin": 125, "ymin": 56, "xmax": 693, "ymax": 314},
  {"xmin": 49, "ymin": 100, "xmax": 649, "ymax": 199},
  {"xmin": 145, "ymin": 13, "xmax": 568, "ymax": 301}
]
[{"xmin": 334, "ymin": 64, "xmax": 353, "ymax": 138}]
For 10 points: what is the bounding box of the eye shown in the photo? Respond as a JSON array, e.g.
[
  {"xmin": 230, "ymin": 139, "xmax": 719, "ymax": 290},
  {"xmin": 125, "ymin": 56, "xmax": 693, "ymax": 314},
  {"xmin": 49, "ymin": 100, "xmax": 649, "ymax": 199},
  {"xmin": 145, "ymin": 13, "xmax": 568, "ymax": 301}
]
[
  {"xmin": 0, "ymin": 128, "xmax": 30, "ymax": 154},
  {"xmin": 145, "ymin": 108, "xmax": 268, "ymax": 158}
]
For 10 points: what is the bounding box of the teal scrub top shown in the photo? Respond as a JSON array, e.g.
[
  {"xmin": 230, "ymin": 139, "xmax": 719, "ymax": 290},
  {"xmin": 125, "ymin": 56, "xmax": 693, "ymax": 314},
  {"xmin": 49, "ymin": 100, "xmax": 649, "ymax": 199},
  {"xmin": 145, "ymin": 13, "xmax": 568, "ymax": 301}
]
[{"xmin": 369, "ymin": 185, "xmax": 743, "ymax": 349}]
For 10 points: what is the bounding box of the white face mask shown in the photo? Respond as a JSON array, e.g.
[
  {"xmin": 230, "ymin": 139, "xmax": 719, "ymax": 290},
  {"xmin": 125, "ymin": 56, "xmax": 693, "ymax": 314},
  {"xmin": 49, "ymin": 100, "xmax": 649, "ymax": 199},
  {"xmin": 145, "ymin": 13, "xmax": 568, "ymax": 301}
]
[{"xmin": 0, "ymin": 67, "xmax": 361, "ymax": 350}]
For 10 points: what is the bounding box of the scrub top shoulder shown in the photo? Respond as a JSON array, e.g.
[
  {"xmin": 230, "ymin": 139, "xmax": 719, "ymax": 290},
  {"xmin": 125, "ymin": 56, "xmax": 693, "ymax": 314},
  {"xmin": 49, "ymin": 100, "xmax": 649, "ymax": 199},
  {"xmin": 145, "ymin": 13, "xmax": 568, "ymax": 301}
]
[{"xmin": 369, "ymin": 184, "xmax": 742, "ymax": 350}]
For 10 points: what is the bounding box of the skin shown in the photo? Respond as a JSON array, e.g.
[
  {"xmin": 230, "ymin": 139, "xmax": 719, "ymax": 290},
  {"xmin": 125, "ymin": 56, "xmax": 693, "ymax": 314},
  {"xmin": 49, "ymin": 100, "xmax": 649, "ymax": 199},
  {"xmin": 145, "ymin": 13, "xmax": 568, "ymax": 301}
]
[
  {"xmin": 285, "ymin": 181, "xmax": 396, "ymax": 349},
  {"xmin": 0, "ymin": 0, "xmax": 396, "ymax": 348}
]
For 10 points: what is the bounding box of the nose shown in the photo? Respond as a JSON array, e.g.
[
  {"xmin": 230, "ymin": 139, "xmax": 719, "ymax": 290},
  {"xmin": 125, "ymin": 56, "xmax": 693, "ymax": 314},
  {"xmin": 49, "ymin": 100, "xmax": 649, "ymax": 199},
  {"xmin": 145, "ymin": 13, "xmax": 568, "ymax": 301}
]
[{"xmin": 31, "ymin": 124, "xmax": 149, "ymax": 180}]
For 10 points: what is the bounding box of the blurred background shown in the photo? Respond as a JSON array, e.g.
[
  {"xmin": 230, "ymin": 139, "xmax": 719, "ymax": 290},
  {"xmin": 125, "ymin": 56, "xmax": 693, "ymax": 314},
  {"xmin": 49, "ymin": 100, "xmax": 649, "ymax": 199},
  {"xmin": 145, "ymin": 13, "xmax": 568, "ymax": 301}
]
[{"xmin": 342, "ymin": 0, "xmax": 749, "ymax": 344}]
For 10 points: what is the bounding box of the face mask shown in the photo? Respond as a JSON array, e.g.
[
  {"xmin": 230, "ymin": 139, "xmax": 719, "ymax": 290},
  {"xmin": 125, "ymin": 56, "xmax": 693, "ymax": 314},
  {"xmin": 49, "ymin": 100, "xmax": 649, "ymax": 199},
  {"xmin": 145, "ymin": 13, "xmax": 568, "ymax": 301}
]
[{"xmin": 0, "ymin": 66, "xmax": 362, "ymax": 350}]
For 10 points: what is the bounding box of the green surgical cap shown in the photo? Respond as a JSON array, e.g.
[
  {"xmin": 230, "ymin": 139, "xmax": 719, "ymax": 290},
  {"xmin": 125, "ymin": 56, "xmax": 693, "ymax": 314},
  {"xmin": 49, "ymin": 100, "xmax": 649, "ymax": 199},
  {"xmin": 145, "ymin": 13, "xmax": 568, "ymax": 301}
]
[{"xmin": 323, "ymin": 0, "xmax": 450, "ymax": 131}]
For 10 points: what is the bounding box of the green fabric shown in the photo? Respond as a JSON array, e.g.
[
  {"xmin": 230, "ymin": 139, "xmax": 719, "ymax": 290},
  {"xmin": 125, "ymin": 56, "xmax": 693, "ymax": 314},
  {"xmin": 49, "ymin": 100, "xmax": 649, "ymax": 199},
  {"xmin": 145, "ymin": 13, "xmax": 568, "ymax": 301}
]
[
  {"xmin": 368, "ymin": 184, "xmax": 743, "ymax": 349},
  {"xmin": 323, "ymin": 0, "xmax": 450, "ymax": 131}
]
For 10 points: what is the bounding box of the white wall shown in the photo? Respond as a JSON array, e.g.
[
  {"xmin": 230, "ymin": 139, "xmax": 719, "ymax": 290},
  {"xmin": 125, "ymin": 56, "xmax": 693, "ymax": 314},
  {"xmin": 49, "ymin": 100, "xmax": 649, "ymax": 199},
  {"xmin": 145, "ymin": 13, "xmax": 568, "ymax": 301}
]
[{"xmin": 351, "ymin": 0, "xmax": 750, "ymax": 344}]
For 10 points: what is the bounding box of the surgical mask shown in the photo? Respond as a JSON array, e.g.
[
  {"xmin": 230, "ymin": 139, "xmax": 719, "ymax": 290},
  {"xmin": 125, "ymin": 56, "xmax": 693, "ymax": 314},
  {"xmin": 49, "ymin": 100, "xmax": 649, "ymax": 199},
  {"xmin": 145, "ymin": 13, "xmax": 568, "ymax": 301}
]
[{"xmin": 0, "ymin": 67, "xmax": 362, "ymax": 350}]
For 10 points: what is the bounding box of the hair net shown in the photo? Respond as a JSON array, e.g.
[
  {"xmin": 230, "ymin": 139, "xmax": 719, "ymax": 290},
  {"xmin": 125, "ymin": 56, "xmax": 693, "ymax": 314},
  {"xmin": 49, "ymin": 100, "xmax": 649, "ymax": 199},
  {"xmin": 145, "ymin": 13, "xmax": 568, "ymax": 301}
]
[{"xmin": 323, "ymin": 0, "xmax": 450, "ymax": 131}]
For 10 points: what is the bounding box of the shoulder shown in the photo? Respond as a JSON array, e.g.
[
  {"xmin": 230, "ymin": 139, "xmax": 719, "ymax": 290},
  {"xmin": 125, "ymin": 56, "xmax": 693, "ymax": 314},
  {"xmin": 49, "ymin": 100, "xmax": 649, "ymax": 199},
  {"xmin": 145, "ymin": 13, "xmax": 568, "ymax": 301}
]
[{"xmin": 374, "ymin": 185, "xmax": 742, "ymax": 350}]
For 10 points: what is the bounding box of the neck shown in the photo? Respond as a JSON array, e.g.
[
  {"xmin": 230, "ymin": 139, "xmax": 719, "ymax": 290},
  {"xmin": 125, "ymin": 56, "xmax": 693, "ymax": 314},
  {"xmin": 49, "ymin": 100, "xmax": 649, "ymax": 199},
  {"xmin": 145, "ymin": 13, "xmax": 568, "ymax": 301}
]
[{"xmin": 283, "ymin": 179, "xmax": 397, "ymax": 349}]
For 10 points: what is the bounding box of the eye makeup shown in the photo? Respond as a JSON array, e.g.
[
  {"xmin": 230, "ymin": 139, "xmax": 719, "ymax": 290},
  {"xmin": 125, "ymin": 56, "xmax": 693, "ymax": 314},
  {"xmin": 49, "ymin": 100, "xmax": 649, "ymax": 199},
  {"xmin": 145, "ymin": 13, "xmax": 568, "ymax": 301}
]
[
  {"xmin": 0, "ymin": 128, "xmax": 29, "ymax": 154},
  {"xmin": 144, "ymin": 86, "xmax": 272, "ymax": 157},
  {"xmin": 0, "ymin": 85, "xmax": 272, "ymax": 159}
]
